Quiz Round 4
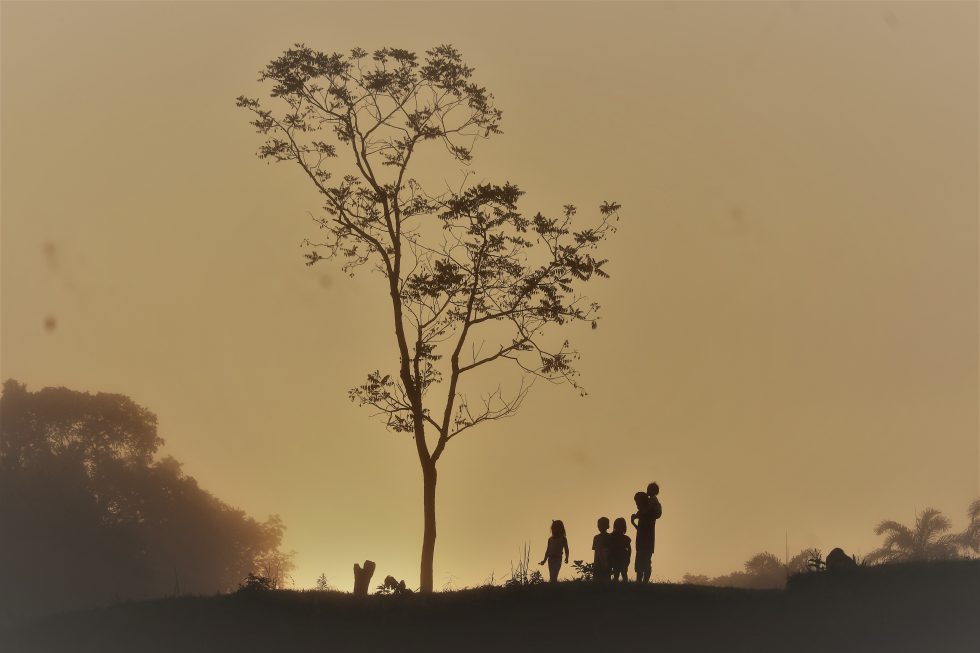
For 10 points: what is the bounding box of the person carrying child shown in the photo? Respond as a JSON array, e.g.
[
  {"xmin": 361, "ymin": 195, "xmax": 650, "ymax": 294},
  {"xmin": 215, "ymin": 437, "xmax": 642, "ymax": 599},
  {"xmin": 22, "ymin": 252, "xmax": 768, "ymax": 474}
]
[
  {"xmin": 539, "ymin": 519, "xmax": 569, "ymax": 583},
  {"xmin": 630, "ymin": 482, "xmax": 663, "ymax": 583}
]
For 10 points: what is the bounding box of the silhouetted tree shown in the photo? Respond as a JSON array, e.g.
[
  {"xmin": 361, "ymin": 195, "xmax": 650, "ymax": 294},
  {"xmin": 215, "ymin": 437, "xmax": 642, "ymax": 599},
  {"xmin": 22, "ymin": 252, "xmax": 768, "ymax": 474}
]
[
  {"xmin": 0, "ymin": 380, "xmax": 287, "ymax": 621},
  {"xmin": 956, "ymin": 498, "xmax": 980, "ymax": 556},
  {"xmin": 865, "ymin": 508, "xmax": 959, "ymax": 564},
  {"xmin": 741, "ymin": 552, "xmax": 786, "ymax": 589},
  {"xmin": 238, "ymin": 45, "xmax": 619, "ymax": 592}
]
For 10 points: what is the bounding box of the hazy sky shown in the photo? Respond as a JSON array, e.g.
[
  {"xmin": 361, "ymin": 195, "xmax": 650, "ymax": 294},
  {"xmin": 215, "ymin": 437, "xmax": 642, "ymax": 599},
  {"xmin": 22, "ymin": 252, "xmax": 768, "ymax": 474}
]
[{"xmin": 3, "ymin": 1, "xmax": 977, "ymax": 591}]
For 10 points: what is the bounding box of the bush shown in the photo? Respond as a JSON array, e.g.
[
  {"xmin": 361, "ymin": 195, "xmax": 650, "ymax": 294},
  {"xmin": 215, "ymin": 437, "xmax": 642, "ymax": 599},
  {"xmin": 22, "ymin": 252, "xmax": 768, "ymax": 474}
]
[
  {"xmin": 571, "ymin": 560, "xmax": 595, "ymax": 581},
  {"xmin": 237, "ymin": 573, "xmax": 273, "ymax": 593}
]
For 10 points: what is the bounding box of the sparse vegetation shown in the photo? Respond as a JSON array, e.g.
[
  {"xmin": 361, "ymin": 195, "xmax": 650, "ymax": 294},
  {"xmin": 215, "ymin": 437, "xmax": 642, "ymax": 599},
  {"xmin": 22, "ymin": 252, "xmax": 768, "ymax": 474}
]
[
  {"xmin": 314, "ymin": 573, "xmax": 332, "ymax": 591},
  {"xmin": 570, "ymin": 559, "xmax": 596, "ymax": 581},
  {"xmin": 504, "ymin": 543, "xmax": 544, "ymax": 587},
  {"xmin": 375, "ymin": 575, "xmax": 413, "ymax": 596},
  {"xmin": 255, "ymin": 551, "xmax": 296, "ymax": 590},
  {"xmin": 787, "ymin": 547, "xmax": 823, "ymax": 574},
  {"xmin": 237, "ymin": 573, "xmax": 273, "ymax": 593}
]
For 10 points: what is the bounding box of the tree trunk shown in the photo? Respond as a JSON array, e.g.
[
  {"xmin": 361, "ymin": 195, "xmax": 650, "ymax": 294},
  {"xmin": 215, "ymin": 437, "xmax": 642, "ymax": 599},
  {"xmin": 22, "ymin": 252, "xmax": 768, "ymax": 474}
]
[
  {"xmin": 353, "ymin": 560, "xmax": 376, "ymax": 596},
  {"xmin": 420, "ymin": 463, "xmax": 437, "ymax": 593}
]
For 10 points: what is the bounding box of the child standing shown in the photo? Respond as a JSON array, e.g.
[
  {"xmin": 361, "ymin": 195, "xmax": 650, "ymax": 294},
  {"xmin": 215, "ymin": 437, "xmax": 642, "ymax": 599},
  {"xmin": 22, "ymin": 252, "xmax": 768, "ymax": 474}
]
[
  {"xmin": 539, "ymin": 519, "xmax": 569, "ymax": 583},
  {"xmin": 592, "ymin": 517, "xmax": 611, "ymax": 582},
  {"xmin": 607, "ymin": 517, "xmax": 632, "ymax": 582},
  {"xmin": 631, "ymin": 492, "xmax": 655, "ymax": 583}
]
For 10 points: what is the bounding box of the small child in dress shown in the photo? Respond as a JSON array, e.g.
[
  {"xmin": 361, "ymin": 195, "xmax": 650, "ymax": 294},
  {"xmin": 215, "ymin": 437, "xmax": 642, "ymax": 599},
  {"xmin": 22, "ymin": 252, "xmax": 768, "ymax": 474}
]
[
  {"xmin": 607, "ymin": 517, "xmax": 632, "ymax": 582},
  {"xmin": 539, "ymin": 519, "xmax": 569, "ymax": 583},
  {"xmin": 592, "ymin": 517, "xmax": 611, "ymax": 582}
]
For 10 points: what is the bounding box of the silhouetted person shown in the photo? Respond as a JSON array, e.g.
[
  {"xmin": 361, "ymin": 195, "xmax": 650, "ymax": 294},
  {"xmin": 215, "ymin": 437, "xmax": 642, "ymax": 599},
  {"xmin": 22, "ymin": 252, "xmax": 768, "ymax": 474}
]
[
  {"xmin": 607, "ymin": 517, "xmax": 632, "ymax": 582},
  {"xmin": 539, "ymin": 519, "xmax": 569, "ymax": 583},
  {"xmin": 631, "ymin": 483, "xmax": 663, "ymax": 583},
  {"xmin": 631, "ymin": 498, "xmax": 652, "ymax": 582},
  {"xmin": 647, "ymin": 483, "xmax": 663, "ymax": 574},
  {"xmin": 592, "ymin": 517, "xmax": 611, "ymax": 581}
]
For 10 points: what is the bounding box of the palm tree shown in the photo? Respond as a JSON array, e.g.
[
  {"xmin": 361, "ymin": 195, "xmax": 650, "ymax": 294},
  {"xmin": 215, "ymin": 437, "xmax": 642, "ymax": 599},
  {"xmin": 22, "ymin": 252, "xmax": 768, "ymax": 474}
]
[
  {"xmin": 865, "ymin": 508, "xmax": 959, "ymax": 564},
  {"xmin": 956, "ymin": 498, "xmax": 980, "ymax": 556}
]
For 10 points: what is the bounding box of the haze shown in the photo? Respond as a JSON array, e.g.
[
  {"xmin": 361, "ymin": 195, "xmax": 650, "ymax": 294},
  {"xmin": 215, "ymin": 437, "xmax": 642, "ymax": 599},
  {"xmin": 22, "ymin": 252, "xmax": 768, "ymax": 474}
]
[{"xmin": 2, "ymin": 1, "xmax": 977, "ymax": 591}]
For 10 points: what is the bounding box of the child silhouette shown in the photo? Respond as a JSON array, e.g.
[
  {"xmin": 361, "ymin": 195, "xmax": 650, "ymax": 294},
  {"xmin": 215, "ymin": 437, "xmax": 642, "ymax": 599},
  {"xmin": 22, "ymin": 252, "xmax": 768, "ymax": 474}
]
[
  {"xmin": 592, "ymin": 517, "xmax": 611, "ymax": 582},
  {"xmin": 607, "ymin": 517, "xmax": 632, "ymax": 582},
  {"xmin": 539, "ymin": 519, "xmax": 569, "ymax": 583}
]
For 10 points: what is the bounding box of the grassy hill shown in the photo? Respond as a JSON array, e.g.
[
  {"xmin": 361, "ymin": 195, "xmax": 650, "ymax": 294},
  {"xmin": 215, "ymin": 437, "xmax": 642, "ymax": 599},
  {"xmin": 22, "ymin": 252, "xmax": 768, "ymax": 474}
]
[{"xmin": 3, "ymin": 560, "xmax": 978, "ymax": 653}]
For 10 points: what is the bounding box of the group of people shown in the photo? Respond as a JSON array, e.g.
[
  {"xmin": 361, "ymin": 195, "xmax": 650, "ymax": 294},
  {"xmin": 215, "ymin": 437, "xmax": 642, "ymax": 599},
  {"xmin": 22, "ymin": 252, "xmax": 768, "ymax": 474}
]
[{"xmin": 539, "ymin": 482, "xmax": 663, "ymax": 583}]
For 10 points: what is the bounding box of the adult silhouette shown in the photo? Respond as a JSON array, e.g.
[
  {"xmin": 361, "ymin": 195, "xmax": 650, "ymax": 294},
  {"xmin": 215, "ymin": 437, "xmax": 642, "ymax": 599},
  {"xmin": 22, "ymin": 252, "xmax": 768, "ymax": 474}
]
[{"xmin": 631, "ymin": 482, "xmax": 662, "ymax": 583}]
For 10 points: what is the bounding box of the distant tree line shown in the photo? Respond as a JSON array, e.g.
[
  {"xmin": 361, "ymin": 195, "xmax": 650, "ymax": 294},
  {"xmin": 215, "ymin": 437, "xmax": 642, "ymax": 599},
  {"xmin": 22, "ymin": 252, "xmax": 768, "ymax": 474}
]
[
  {"xmin": 683, "ymin": 500, "xmax": 980, "ymax": 590},
  {"xmin": 0, "ymin": 380, "xmax": 290, "ymax": 623}
]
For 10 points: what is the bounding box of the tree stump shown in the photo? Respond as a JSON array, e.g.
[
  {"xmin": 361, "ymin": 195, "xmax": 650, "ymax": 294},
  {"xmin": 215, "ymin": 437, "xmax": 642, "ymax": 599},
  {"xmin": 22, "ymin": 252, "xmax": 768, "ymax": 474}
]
[{"xmin": 353, "ymin": 560, "xmax": 376, "ymax": 596}]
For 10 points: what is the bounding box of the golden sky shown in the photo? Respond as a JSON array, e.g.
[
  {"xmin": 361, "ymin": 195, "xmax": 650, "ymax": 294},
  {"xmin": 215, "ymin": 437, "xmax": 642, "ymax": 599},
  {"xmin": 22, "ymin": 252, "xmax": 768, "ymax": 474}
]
[{"xmin": 2, "ymin": 1, "xmax": 977, "ymax": 590}]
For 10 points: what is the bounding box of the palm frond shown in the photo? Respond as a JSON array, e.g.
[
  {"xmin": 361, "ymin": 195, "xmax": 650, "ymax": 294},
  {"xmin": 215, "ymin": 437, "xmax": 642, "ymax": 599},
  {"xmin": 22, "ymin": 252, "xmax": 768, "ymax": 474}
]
[
  {"xmin": 928, "ymin": 534, "xmax": 960, "ymax": 560},
  {"xmin": 863, "ymin": 547, "xmax": 900, "ymax": 565},
  {"xmin": 917, "ymin": 508, "xmax": 951, "ymax": 536},
  {"xmin": 875, "ymin": 520, "xmax": 914, "ymax": 552},
  {"xmin": 967, "ymin": 497, "xmax": 980, "ymax": 522}
]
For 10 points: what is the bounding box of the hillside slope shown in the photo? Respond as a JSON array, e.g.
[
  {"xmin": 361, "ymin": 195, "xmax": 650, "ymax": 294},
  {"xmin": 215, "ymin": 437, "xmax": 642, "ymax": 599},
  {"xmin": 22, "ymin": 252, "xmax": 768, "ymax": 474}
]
[{"xmin": 4, "ymin": 561, "xmax": 978, "ymax": 653}]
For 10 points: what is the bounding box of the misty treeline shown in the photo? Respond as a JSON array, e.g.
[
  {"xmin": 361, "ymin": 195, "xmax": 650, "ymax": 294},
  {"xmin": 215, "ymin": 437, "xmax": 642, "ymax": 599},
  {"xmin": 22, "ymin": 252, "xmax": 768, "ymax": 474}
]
[
  {"xmin": 683, "ymin": 500, "xmax": 980, "ymax": 590},
  {"xmin": 682, "ymin": 550, "xmax": 821, "ymax": 590},
  {"xmin": 0, "ymin": 380, "xmax": 292, "ymax": 623}
]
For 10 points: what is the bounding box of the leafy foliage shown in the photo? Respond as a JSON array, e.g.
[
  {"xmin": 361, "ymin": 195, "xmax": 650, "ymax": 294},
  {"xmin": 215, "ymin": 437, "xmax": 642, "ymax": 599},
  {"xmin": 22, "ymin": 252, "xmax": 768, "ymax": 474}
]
[
  {"xmin": 376, "ymin": 575, "xmax": 413, "ymax": 596},
  {"xmin": 570, "ymin": 560, "xmax": 596, "ymax": 581},
  {"xmin": 238, "ymin": 43, "xmax": 618, "ymax": 451},
  {"xmin": 237, "ymin": 573, "xmax": 274, "ymax": 593},
  {"xmin": 0, "ymin": 380, "xmax": 287, "ymax": 620},
  {"xmin": 956, "ymin": 498, "xmax": 980, "ymax": 555}
]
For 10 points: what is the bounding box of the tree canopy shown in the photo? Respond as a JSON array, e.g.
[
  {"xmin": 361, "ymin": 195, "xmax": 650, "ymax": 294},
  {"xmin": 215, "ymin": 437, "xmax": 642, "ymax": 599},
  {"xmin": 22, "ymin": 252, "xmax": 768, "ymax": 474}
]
[{"xmin": 0, "ymin": 380, "xmax": 287, "ymax": 623}]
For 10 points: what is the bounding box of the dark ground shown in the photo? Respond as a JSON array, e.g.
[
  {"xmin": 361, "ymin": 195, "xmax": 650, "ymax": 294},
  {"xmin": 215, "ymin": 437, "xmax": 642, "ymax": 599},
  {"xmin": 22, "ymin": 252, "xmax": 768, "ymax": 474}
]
[{"xmin": 3, "ymin": 561, "xmax": 978, "ymax": 653}]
